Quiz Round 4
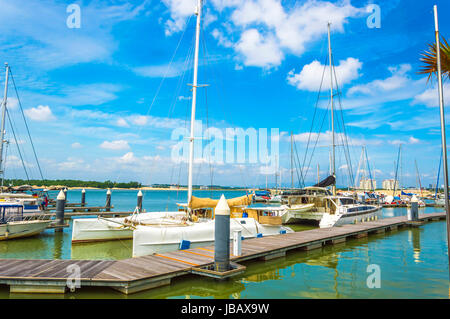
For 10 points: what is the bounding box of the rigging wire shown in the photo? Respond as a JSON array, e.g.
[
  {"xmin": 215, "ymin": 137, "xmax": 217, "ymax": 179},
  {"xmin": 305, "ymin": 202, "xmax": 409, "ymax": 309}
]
[
  {"xmin": 8, "ymin": 68, "xmax": 45, "ymax": 181},
  {"xmin": 5, "ymin": 108, "xmax": 30, "ymax": 181}
]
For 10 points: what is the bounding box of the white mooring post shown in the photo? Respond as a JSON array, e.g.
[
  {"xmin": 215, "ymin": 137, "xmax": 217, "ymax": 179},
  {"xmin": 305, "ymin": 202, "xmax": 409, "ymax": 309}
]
[
  {"xmin": 55, "ymin": 190, "xmax": 66, "ymax": 231},
  {"xmin": 137, "ymin": 190, "xmax": 143, "ymax": 212},
  {"xmin": 409, "ymin": 196, "xmax": 419, "ymax": 221},
  {"xmin": 106, "ymin": 188, "xmax": 111, "ymax": 212},
  {"xmin": 214, "ymin": 195, "xmax": 230, "ymax": 272}
]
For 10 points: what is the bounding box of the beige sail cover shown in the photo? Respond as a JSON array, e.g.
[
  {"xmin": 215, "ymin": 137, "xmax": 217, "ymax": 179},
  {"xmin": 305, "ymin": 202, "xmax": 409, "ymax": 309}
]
[{"xmin": 188, "ymin": 194, "xmax": 253, "ymax": 209}]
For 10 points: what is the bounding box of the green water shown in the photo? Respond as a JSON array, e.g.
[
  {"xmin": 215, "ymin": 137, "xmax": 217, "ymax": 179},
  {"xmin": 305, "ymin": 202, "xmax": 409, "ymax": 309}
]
[{"xmin": 0, "ymin": 190, "xmax": 448, "ymax": 298}]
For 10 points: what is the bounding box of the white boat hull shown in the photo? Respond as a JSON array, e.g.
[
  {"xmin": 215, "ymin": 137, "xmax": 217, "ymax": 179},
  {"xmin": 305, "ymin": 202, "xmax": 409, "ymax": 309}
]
[
  {"xmin": 0, "ymin": 220, "xmax": 51, "ymax": 240},
  {"xmin": 319, "ymin": 206, "xmax": 382, "ymax": 228},
  {"xmin": 132, "ymin": 218, "xmax": 293, "ymax": 257},
  {"xmin": 281, "ymin": 204, "xmax": 317, "ymax": 224},
  {"xmin": 71, "ymin": 211, "xmax": 191, "ymax": 243}
]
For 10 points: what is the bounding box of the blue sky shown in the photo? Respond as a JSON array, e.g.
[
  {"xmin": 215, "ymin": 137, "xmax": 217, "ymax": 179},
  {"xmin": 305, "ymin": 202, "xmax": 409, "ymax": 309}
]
[{"xmin": 0, "ymin": 0, "xmax": 449, "ymax": 188}]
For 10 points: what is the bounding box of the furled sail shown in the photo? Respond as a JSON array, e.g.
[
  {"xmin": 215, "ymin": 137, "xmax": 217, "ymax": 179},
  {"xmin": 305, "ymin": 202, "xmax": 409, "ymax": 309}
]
[
  {"xmin": 313, "ymin": 175, "xmax": 336, "ymax": 188},
  {"xmin": 188, "ymin": 194, "xmax": 253, "ymax": 209}
]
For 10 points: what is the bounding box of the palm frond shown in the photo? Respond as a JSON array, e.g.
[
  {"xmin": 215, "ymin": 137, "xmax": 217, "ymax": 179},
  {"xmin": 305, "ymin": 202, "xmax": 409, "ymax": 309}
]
[{"xmin": 418, "ymin": 36, "xmax": 450, "ymax": 82}]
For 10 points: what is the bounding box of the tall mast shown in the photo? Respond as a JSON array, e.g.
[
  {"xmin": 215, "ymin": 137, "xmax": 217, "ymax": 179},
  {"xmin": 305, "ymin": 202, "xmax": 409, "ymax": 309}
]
[
  {"xmin": 433, "ymin": 5, "xmax": 450, "ymax": 278},
  {"xmin": 0, "ymin": 63, "xmax": 10, "ymax": 187},
  {"xmin": 415, "ymin": 160, "xmax": 422, "ymax": 196},
  {"xmin": 290, "ymin": 132, "xmax": 293, "ymax": 189},
  {"xmin": 187, "ymin": 0, "xmax": 202, "ymax": 206},
  {"xmin": 327, "ymin": 23, "xmax": 336, "ymax": 195}
]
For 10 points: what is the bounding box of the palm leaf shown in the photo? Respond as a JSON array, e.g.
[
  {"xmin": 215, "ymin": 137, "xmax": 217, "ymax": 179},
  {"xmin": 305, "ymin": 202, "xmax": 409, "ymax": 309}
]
[{"xmin": 418, "ymin": 36, "xmax": 450, "ymax": 82}]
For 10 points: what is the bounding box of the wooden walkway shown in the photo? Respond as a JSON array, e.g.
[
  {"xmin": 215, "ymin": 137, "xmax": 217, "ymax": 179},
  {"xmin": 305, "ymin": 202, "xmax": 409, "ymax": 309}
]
[{"xmin": 0, "ymin": 212, "xmax": 445, "ymax": 295}]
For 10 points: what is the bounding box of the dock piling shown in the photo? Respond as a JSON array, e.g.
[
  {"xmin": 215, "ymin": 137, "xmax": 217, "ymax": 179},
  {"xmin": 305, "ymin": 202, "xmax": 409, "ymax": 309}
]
[
  {"xmin": 55, "ymin": 190, "xmax": 66, "ymax": 231},
  {"xmin": 408, "ymin": 196, "xmax": 419, "ymax": 221},
  {"xmin": 214, "ymin": 195, "xmax": 230, "ymax": 272},
  {"xmin": 106, "ymin": 189, "xmax": 111, "ymax": 212},
  {"xmin": 137, "ymin": 190, "xmax": 143, "ymax": 212},
  {"xmin": 81, "ymin": 188, "xmax": 86, "ymax": 207}
]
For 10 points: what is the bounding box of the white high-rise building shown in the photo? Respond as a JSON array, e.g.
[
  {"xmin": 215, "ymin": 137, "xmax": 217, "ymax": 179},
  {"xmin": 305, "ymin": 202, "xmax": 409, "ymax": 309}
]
[
  {"xmin": 382, "ymin": 179, "xmax": 399, "ymax": 190},
  {"xmin": 359, "ymin": 178, "xmax": 376, "ymax": 190}
]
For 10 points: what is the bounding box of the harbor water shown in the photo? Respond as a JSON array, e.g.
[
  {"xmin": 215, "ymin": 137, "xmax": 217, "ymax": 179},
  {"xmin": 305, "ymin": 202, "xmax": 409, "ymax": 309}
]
[{"xmin": 0, "ymin": 189, "xmax": 448, "ymax": 298}]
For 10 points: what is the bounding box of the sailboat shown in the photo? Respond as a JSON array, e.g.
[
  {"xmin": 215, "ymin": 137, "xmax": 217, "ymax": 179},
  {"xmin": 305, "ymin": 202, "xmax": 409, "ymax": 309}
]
[
  {"xmin": 73, "ymin": 0, "xmax": 292, "ymax": 251},
  {"xmin": 0, "ymin": 63, "xmax": 51, "ymax": 240},
  {"xmin": 280, "ymin": 24, "xmax": 380, "ymax": 228}
]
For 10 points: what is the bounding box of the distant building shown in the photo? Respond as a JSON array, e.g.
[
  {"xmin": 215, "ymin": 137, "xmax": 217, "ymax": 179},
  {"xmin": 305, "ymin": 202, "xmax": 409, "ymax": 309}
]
[
  {"xmin": 382, "ymin": 179, "xmax": 399, "ymax": 190},
  {"xmin": 359, "ymin": 178, "xmax": 376, "ymax": 190},
  {"xmin": 199, "ymin": 186, "xmax": 209, "ymax": 190}
]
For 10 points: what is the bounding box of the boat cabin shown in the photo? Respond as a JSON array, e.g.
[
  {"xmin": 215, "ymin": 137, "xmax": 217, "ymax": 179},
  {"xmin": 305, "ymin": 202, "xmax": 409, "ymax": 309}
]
[{"xmin": 0, "ymin": 204, "xmax": 24, "ymax": 224}]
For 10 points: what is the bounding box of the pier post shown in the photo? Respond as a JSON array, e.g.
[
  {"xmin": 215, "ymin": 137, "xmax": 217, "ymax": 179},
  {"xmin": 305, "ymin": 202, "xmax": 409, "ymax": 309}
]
[
  {"xmin": 233, "ymin": 230, "xmax": 242, "ymax": 257},
  {"xmin": 55, "ymin": 190, "xmax": 66, "ymax": 231},
  {"xmin": 137, "ymin": 190, "xmax": 143, "ymax": 212},
  {"xmin": 106, "ymin": 189, "xmax": 111, "ymax": 212},
  {"xmin": 214, "ymin": 195, "xmax": 230, "ymax": 272},
  {"xmin": 408, "ymin": 196, "xmax": 419, "ymax": 221},
  {"xmin": 81, "ymin": 189, "xmax": 86, "ymax": 207}
]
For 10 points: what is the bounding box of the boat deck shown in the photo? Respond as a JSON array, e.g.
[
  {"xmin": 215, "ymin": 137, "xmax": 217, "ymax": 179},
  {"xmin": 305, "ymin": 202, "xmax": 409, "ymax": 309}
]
[{"xmin": 0, "ymin": 212, "xmax": 445, "ymax": 294}]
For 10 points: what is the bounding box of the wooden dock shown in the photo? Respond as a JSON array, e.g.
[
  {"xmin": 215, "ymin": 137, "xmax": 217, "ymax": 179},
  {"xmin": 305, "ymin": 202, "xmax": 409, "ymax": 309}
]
[
  {"xmin": 41, "ymin": 210, "xmax": 131, "ymax": 219},
  {"xmin": 0, "ymin": 212, "xmax": 445, "ymax": 295}
]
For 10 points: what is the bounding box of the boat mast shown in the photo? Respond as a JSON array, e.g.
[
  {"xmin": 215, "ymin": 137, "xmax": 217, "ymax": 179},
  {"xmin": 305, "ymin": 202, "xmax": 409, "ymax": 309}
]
[
  {"xmin": 433, "ymin": 5, "xmax": 450, "ymax": 277},
  {"xmin": 0, "ymin": 63, "xmax": 10, "ymax": 189},
  {"xmin": 290, "ymin": 132, "xmax": 293, "ymax": 189},
  {"xmin": 327, "ymin": 23, "xmax": 336, "ymax": 196},
  {"xmin": 187, "ymin": 0, "xmax": 202, "ymax": 206},
  {"xmin": 415, "ymin": 160, "xmax": 423, "ymax": 197}
]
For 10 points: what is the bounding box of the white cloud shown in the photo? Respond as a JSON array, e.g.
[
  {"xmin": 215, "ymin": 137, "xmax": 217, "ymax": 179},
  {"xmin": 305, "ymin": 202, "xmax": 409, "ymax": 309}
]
[
  {"xmin": 132, "ymin": 63, "xmax": 185, "ymax": 78},
  {"xmin": 287, "ymin": 57, "xmax": 362, "ymax": 91},
  {"xmin": 100, "ymin": 140, "xmax": 130, "ymax": 151},
  {"xmin": 131, "ymin": 115, "xmax": 148, "ymax": 126},
  {"xmin": 413, "ymin": 82, "xmax": 450, "ymax": 107},
  {"xmin": 162, "ymin": 0, "xmax": 196, "ymax": 36},
  {"xmin": 71, "ymin": 142, "xmax": 82, "ymax": 149},
  {"xmin": 409, "ymin": 136, "xmax": 420, "ymax": 144},
  {"xmin": 348, "ymin": 64, "xmax": 411, "ymax": 95},
  {"xmin": 215, "ymin": 0, "xmax": 360, "ymax": 68},
  {"xmin": 235, "ymin": 29, "xmax": 283, "ymax": 68},
  {"xmin": 24, "ymin": 105, "xmax": 56, "ymax": 122},
  {"xmin": 116, "ymin": 118, "xmax": 129, "ymax": 127},
  {"xmin": 161, "ymin": 0, "xmax": 361, "ymax": 69}
]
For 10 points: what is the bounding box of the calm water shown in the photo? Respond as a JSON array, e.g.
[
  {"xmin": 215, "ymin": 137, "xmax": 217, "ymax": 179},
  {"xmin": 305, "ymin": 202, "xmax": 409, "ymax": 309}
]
[{"xmin": 0, "ymin": 189, "xmax": 448, "ymax": 299}]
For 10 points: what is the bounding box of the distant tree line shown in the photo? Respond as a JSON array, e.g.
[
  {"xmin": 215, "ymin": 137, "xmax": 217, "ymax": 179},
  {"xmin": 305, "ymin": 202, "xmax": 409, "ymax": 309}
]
[
  {"xmin": 4, "ymin": 179, "xmax": 142, "ymax": 189},
  {"xmin": 150, "ymin": 184, "xmax": 242, "ymax": 189}
]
